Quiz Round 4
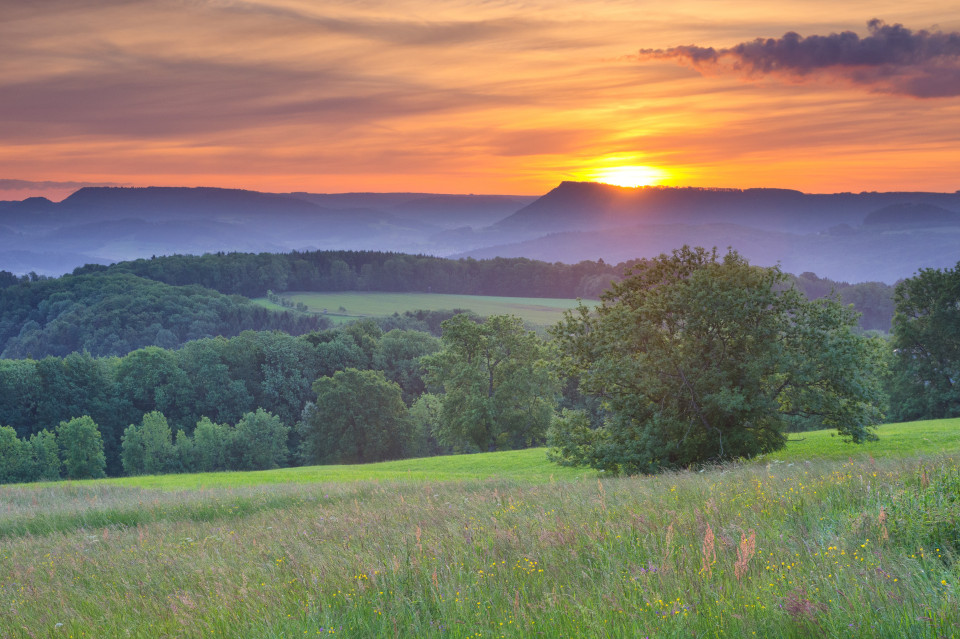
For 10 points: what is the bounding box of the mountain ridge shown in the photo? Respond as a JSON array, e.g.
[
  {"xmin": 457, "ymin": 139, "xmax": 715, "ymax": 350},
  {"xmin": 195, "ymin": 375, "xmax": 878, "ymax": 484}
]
[{"xmin": 3, "ymin": 182, "xmax": 960, "ymax": 283}]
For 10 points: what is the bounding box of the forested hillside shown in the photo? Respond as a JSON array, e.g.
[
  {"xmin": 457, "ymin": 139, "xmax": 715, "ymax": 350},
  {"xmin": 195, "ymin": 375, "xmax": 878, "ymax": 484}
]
[
  {"xmin": 75, "ymin": 250, "xmax": 896, "ymax": 330},
  {"xmin": 0, "ymin": 272, "xmax": 323, "ymax": 358}
]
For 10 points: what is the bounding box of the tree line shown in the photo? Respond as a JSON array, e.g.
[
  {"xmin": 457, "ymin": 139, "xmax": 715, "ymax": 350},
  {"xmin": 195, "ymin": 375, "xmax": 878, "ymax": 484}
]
[{"xmin": 73, "ymin": 251, "xmax": 625, "ymax": 300}]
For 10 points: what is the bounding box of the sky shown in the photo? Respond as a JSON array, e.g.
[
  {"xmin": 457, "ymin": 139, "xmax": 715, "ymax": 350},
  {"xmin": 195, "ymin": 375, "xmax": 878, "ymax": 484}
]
[{"xmin": 2, "ymin": 0, "xmax": 959, "ymax": 200}]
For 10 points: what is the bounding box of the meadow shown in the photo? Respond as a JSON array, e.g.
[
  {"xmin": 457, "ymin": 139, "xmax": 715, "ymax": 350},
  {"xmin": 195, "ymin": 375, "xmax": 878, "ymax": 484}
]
[
  {"xmin": 1, "ymin": 419, "xmax": 958, "ymax": 637},
  {"xmin": 254, "ymin": 292, "xmax": 597, "ymax": 326}
]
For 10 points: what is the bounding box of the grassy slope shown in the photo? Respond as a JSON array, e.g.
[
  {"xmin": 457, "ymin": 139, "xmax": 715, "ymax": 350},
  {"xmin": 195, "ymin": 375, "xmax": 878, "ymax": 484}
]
[
  {"xmin": 2, "ymin": 419, "xmax": 959, "ymax": 638},
  {"xmin": 97, "ymin": 449, "xmax": 597, "ymax": 491},
  {"xmin": 770, "ymin": 419, "xmax": 960, "ymax": 461},
  {"xmin": 80, "ymin": 418, "xmax": 958, "ymax": 491},
  {"xmin": 254, "ymin": 291, "xmax": 597, "ymax": 325}
]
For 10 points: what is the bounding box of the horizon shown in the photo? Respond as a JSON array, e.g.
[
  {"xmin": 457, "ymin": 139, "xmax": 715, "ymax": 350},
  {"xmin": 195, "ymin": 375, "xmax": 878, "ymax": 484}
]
[
  {"xmin": 3, "ymin": 2, "xmax": 959, "ymax": 201},
  {"xmin": 8, "ymin": 179, "xmax": 960, "ymax": 205}
]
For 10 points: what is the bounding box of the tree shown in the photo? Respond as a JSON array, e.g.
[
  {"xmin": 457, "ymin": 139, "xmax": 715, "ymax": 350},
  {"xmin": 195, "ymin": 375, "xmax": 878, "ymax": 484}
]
[
  {"xmin": 139, "ymin": 411, "xmax": 175, "ymax": 475},
  {"xmin": 121, "ymin": 411, "xmax": 174, "ymax": 475},
  {"xmin": 299, "ymin": 368, "xmax": 408, "ymax": 464},
  {"xmin": 57, "ymin": 416, "xmax": 106, "ymax": 479},
  {"xmin": 115, "ymin": 347, "xmax": 193, "ymax": 428},
  {"xmin": 120, "ymin": 423, "xmax": 145, "ymax": 475},
  {"xmin": 889, "ymin": 262, "xmax": 960, "ymax": 421},
  {"xmin": 407, "ymin": 393, "xmax": 449, "ymax": 457},
  {"xmin": 193, "ymin": 416, "xmax": 230, "ymax": 472},
  {"xmin": 552, "ymin": 247, "xmax": 885, "ymax": 474},
  {"xmin": 373, "ymin": 329, "xmax": 440, "ymax": 403},
  {"xmin": 28, "ymin": 429, "xmax": 61, "ymax": 481},
  {"xmin": 232, "ymin": 409, "xmax": 289, "ymax": 470},
  {"xmin": 173, "ymin": 429, "xmax": 198, "ymax": 473},
  {"xmin": 0, "ymin": 426, "xmax": 28, "ymax": 483},
  {"xmin": 422, "ymin": 314, "xmax": 560, "ymax": 453}
]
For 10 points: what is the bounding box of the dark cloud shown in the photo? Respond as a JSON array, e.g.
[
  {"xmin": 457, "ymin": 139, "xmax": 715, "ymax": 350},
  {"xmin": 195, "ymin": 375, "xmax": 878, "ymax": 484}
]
[{"xmin": 639, "ymin": 20, "xmax": 960, "ymax": 98}]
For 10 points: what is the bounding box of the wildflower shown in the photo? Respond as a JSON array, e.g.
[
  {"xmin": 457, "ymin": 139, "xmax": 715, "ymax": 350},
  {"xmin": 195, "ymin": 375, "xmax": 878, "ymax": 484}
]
[
  {"xmin": 701, "ymin": 523, "xmax": 716, "ymax": 576},
  {"xmin": 735, "ymin": 530, "xmax": 756, "ymax": 580}
]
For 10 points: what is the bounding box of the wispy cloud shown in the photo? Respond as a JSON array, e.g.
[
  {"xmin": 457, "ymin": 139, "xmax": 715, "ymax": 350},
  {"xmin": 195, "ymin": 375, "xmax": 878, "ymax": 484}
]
[
  {"xmin": 3, "ymin": 2, "xmax": 960, "ymax": 195},
  {"xmin": 639, "ymin": 20, "xmax": 960, "ymax": 97}
]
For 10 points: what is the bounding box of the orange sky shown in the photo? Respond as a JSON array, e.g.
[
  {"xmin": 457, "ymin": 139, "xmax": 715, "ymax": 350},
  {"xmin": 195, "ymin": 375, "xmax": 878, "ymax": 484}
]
[{"xmin": 2, "ymin": 1, "xmax": 959, "ymax": 200}]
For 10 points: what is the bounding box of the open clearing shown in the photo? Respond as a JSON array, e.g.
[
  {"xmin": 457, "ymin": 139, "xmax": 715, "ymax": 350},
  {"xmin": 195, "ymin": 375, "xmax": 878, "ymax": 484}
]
[
  {"xmin": 255, "ymin": 291, "xmax": 597, "ymax": 325},
  {"xmin": 2, "ymin": 418, "xmax": 959, "ymax": 637}
]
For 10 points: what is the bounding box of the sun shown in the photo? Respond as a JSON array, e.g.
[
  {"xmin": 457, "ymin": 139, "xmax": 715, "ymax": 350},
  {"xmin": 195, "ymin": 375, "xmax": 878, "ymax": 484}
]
[{"xmin": 591, "ymin": 165, "xmax": 666, "ymax": 188}]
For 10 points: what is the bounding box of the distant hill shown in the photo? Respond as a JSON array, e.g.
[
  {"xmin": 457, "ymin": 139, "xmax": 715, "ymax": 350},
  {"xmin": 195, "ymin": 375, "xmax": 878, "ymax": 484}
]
[
  {"xmin": 288, "ymin": 192, "xmax": 536, "ymax": 228},
  {"xmin": 0, "ymin": 186, "xmax": 530, "ymax": 275},
  {"xmin": 458, "ymin": 222, "xmax": 960, "ymax": 284},
  {"xmin": 495, "ymin": 181, "xmax": 960, "ymax": 234},
  {"xmin": 863, "ymin": 202, "xmax": 960, "ymax": 226},
  {"xmin": 3, "ymin": 182, "xmax": 960, "ymax": 283}
]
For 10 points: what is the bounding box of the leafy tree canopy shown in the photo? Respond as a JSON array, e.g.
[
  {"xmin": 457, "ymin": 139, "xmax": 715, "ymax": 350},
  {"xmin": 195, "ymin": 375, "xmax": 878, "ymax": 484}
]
[
  {"xmin": 551, "ymin": 247, "xmax": 885, "ymax": 474},
  {"xmin": 57, "ymin": 415, "xmax": 106, "ymax": 479},
  {"xmin": 422, "ymin": 314, "xmax": 560, "ymax": 453},
  {"xmin": 889, "ymin": 261, "xmax": 960, "ymax": 421},
  {"xmin": 299, "ymin": 368, "xmax": 409, "ymax": 465}
]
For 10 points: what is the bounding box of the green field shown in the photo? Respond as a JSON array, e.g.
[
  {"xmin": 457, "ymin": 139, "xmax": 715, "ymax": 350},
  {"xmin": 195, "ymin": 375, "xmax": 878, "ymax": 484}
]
[
  {"xmin": 255, "ymin": 291, "xmax": 597, "ymax": 325},
  {"xmin": 2, "ymin": 419, "xmax": 959, "ymax": 637}
]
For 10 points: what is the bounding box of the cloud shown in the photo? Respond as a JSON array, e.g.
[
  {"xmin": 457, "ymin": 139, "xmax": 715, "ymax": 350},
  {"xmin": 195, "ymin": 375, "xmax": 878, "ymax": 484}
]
[
  {"xmin": 0, "ymin": 53, "xmax": 517, "ymax": 140},
  {"xmin": 638, "ymin": 20, "xmax": 960, "ymax": 98}
]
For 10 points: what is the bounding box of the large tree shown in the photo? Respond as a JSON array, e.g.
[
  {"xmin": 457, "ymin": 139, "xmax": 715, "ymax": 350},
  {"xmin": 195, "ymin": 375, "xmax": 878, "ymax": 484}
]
[
  {"xmin": 422, "ymin": 314, "xmax": 560, "ymax": 452},
  {"xmin": 551, "ymin": 247, "xmax": 885, "ymax": 474},
  {"xmin": 889, "ymin": 262, "xmax": 960, "ymax": 420},
  {"xmin": 231, "ymin": 409, "xmax": 289, "ymax": 471},
  {"xmin": 121, "ymin": 411, "xmax": 175, "ymax": 476},
  {"xmin": 57, "ymin": 415, "xmax": 107, "ymax": 479},
  {"xmin": 299, "ymin": 368, "xmax": 408, "ymax": 464}
]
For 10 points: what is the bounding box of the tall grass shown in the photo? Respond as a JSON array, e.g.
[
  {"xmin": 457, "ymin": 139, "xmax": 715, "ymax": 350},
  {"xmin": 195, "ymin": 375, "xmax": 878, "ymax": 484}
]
[{"xmin": 1, "ymin": 420, "xmax": 958, "ymax": 637}]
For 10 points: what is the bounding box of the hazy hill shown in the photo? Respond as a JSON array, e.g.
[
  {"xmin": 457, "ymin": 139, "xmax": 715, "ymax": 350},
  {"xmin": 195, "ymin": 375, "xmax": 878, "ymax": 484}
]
[
  {"xmin": 495, "ymin": 181, "xmax": 960, "ymax": 234},
  {"xmin": 0, "ymin": 187, "xmax": 528, "ymax": 275},
  {"xmin": 863, "ymin": 203, "xmax": 960, "ymax": 226},
  {"xmin": 459, "ymin": 221, "xmax": 960, "ymax": 284},
  {"xmin": 288, "ymin": 192, "xmax": 536, "ymax": 229},
  {"xmin": 2, "ymin": 182, "xmax": 959, "ymax": 283}
]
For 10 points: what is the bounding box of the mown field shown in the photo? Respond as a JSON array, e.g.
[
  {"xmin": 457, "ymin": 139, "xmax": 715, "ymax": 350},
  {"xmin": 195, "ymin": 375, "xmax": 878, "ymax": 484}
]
[
  {"xmin": 254, "ymin": 292, "xmax": 597, "ymax": 326},
  {"xmin": 2, "ymin": 419, "xmax": 959, "ymax": 637}
]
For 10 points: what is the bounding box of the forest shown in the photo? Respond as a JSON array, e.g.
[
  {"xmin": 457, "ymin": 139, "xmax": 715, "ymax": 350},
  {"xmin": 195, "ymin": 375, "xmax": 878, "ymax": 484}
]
[{"xmin": 1, "ymin": 248, "xmax": 949, "ymax": 485}]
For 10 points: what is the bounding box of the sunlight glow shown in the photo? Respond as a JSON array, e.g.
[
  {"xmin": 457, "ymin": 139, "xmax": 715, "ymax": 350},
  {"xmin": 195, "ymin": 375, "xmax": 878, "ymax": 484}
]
[{"xmin": 590, "ymin": 165, "xmax": 667, "ymax": 188}]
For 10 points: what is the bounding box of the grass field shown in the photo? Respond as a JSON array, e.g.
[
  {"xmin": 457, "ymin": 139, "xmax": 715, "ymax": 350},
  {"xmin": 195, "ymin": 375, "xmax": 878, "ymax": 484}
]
[
  {"xmin": 254, "ymin": 291, "xmax": 597, "ymax": 326},
  {"xmin": 2, "ymin": 419, "xmax": 959, "ymax": 637}
]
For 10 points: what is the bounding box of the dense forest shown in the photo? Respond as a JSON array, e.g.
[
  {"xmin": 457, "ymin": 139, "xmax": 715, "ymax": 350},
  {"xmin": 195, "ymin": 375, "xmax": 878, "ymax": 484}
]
[
  {"xmin": 0, "ymin": 271, "xmax": 324, "ymax": 358},
  {"xmin": 0, "ymin": 323, "xmax": 440, "ymax": 476}
]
